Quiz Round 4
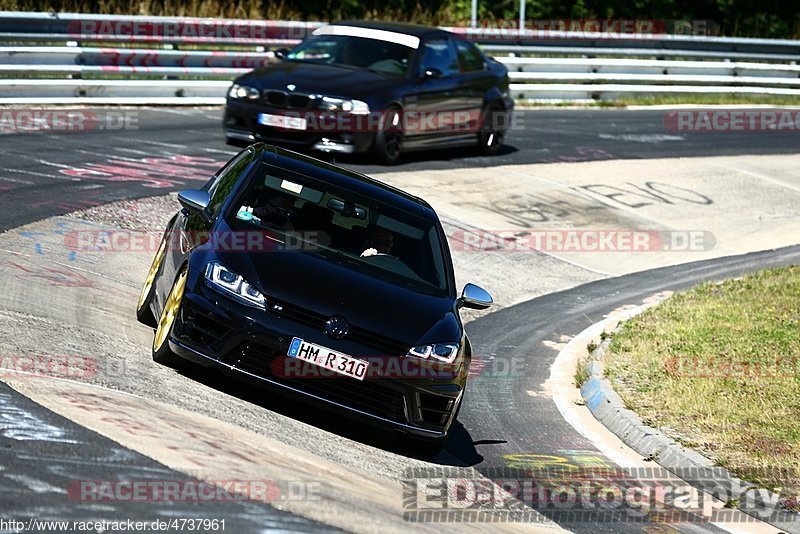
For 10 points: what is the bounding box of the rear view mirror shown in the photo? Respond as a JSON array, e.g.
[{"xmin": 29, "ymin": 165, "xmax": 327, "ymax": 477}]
[
  {"xmin": 459, "ymin": 283, "xmax": 493, "ymax": 310},
  {"xmin": 178, "ymin": 189, "xmax": 210, "ymax": 213},
  {"xmin": 327, "ymin": 198, "xmax": 367, "ymax": 219},
  {"xmin": 178, "ymin": 189, "xmax": 212, "ymax": 224}
]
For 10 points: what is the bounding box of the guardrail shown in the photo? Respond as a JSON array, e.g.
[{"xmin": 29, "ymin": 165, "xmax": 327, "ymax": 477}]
[{"xmin": 1, "ymin": 11, "xmax": 799, "ymax": 104}]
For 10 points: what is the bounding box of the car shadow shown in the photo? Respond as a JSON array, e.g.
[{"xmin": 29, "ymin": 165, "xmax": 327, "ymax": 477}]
[
  {"xmin": 325, "ymin": 143, "xmax": 519, "ymax": 169},
  {"xmin": 176, "ymin": 362, "xmax": 485, "ymax": 466}
]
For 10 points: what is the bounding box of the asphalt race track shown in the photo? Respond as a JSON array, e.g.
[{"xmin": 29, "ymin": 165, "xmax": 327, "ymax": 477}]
[
  {"xmin": 1, "ymin": 107, "xmax": 799, "ymax": 533},
  {"xmin": 2, "ymin": 108, "xmax": 800, "ymax": 232}
]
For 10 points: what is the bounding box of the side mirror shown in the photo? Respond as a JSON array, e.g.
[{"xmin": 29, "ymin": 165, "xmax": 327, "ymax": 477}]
[
  {"xmin": 178, "ymin": 189, "xmax": 212, "ymax": 223},
  {"xmin": 274, "ymin": 48, "xmax": 290, "ymax": 60},
  {"xmin": 422, "ymin": 67, "xmax": 443, "ymax": 79},
  {"xmin": 459, "ymin": 283, "xmax": 493, "ymax": 310}
]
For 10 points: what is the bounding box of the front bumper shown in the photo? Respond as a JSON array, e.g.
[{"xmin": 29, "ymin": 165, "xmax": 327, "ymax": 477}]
[
  {"xmin": 169, "ymin": 278, "xmax": 464, "ymax": 438},
  {"xmin": 223, "ymin": 99, "xmax": 375, "ymax": 155}
]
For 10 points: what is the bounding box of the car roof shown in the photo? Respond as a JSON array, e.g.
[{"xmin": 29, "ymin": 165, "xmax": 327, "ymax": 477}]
[
  {"xmin": 253, "ymin": 144, "xmax": 438, "ymax": 221},
  {"xmin": 331, "ymin": 20, "xmax": 453, "ymax": 40}
]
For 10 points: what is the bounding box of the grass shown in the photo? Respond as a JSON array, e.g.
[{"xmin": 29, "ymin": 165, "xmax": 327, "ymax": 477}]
[
  {"xmin": 574, "ymin": 358, "xmax": 590, "ymax": 387},
  {"xmin": 604, "ymin": 266, "xmax": 800, "ymax": 498}
]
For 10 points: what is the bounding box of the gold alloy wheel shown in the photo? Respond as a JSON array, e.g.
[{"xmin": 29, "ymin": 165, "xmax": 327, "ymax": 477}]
[
  {"xmin": 153, "ymin": 269, "xmax": 187, "ymax": 352},
  {"xmin": 137, "ymin": 238, "xmax": 167, "ymax": 312}
]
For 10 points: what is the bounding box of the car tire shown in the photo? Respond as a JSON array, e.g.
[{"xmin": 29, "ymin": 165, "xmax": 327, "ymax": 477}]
[
  {"xmin": 136, "ymin": 237, "xmax": 168, "ymax": 328},
  {"xmin": 372, "ymin": 106, "xmax": 404, "ymax": 165},
  {"xmin": 151, "ymin": 267, "xmax": 188, "ymax": 368},
  {"xmin": 477, "ymin": 102, "xmax": 506, "ymax": 156}
]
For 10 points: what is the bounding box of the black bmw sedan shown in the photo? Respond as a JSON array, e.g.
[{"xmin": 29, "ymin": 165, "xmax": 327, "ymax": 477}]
[
  {"xmin": 136, "ymin": 143, "xmax": 493, "ymax": 451},
  {"xmin": 223, "ymin": 21, "xmax": 513, "ymax": 164}
]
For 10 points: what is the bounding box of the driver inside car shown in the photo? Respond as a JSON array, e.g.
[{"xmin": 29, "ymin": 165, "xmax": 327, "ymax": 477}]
[
  {"xmin": 361, "ymin": 225, "xmax": 395, "ymax": 257},
  {"xmin": 251, "ymin": 189, "xmax": 297, "ymax": 231}
]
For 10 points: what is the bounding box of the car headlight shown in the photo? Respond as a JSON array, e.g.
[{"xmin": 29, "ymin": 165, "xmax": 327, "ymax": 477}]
[
  {"xmin": 228, "ymin": 83, "xmax": 260, "ymax": 100},
  {"xmin": 204, "ymin": 262, "xmax": 265, "ymax": 309},
  {"xmin": 320, "ymin": 96, "xmax": 370, "ymax": 115},
  {"xmin": 406, "ymin": 343, "xmax": 460, "ymax": 364}
]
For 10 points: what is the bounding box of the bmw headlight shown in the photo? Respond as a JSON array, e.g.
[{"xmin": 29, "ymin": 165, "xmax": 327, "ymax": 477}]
[
  {"xmin": 406, "ymin": 343, "xmax": 460, "ymax": 364},
  {"xmin": 204, "ymin": 262, "xmax": 265, "ymax": 309},
  {"xmin": 320, "ymin": 96, "xmax": 370, "ymax": 115},
  {"xmin": 228, "ymin": 83, "xmax": 260, "ymax": 100}
]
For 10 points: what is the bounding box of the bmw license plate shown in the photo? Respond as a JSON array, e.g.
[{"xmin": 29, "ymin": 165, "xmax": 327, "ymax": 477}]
[
  {"xmin": 258, "ymin": 113, "xmax": 307, "ymax": 130},
  {"xmin": 287, "ymin": 337, "xmax": 369, "ymax": 381}
]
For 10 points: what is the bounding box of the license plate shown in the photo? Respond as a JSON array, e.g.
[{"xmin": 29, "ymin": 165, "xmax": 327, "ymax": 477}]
[
  {"xmin": 287, "ymin": 337, "xmax": 369, "ymax": 381},
  {"xmin": 258, "ymin": 113, "xmax": 307, "ymax": 130}
]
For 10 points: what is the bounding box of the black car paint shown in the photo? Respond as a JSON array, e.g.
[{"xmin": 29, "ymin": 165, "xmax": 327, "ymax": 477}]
[
  {"xmin": 223, "ymin": 21, "xmax": 513, "ymax": 158},
  {"xmin": 146, "ymin": 144, "xmax": 474, "ymax": 440}
]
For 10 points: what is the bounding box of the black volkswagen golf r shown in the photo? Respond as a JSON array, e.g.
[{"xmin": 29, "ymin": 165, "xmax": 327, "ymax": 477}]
[
  {"xmin": 136, "ymin": 143, "xmax": 493, "ymax": 451},
  {"xmin": 223, "ymin": 21, "xmax": 513, "ymax": 164}
]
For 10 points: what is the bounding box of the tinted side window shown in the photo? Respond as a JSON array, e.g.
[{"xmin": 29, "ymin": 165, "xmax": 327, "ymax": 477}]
[
  {"xmin": 208, "ymin": 150, "xmax": 253, "ymax": 217},
  {"xmin": 455, "ymin": 40, "xmax": 485, "ymax": 72},
  {"xmin": 418, "ymin": 39, "xmax": 460, "ymax": 77}
]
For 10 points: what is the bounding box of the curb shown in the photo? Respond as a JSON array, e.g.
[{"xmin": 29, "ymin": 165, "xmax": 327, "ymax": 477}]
[{"xmin": 580, "ymin": 326, "xmax": 800, "ymax": 533}]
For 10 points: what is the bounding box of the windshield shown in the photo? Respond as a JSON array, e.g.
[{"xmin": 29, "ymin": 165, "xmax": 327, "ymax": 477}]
[
  {"xmin": 287, "ymin": 35, "xmax": 413, "ymax": 76},
  {"xmin": 227, "ymin": 164, "xmax": 450, "ymax": 293}
]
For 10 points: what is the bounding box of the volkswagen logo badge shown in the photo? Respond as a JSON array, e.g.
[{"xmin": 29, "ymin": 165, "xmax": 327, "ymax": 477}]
[{"xmin": 324, "ymin": 316, "xmax": 350, "ymax": 339}]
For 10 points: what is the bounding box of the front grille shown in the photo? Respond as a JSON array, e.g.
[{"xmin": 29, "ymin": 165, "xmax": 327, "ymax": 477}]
[
  {"xmin": 262, "ymin": 90, "xmax": 315, "ymax": 109},
  {"xmin": 273, "ymin": 300, "xmax": 327, "ymax": 329},
  {"xmin": 288, "ymin": 94, "xmax": 313, "ymax": 108},
  {"xmin": 263, "ymin": 90, "xmax": 287, "ymax": 107},
  {"xmin": 349, "ymin": 327, "xmax": 409, "ymax": 357},
  {"xmin": 223, "ymin": 342, "xmax": 408, "ymax": 423},
  {"xmin": 272, "ymin": 301, "xmax": 410, "ymax": 356}
]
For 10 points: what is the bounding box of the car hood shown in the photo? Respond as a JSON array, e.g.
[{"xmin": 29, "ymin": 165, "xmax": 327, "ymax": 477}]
[
  {"xmin": 213, "ymin": 243, "xmax": 459, "ymax": 349},
  {"xmin": 236, "ymin": 61, "xmax": 400, "ymax": 99}
]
